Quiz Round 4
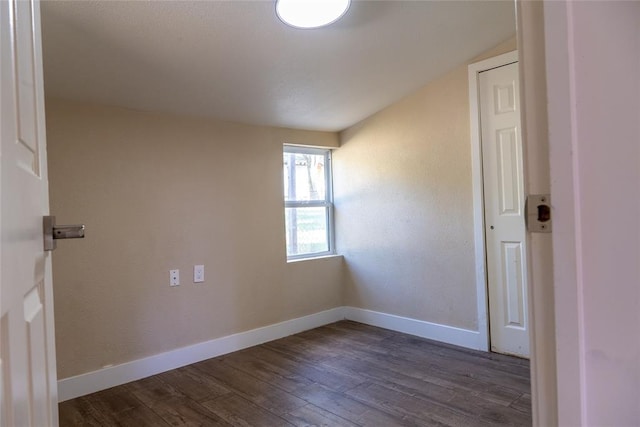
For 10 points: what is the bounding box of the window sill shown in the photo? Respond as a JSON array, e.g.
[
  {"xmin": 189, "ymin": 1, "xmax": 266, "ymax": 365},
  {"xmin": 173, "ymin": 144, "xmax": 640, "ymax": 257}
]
[{"xmin": 286, "ymin": 254, "xmax": 343, "ymax": 264}]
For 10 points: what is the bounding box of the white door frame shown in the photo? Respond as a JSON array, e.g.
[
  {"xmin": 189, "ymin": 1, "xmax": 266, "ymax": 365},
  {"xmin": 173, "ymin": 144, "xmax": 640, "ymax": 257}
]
[{"xmin": 468, "ymin": 50, "xmax": 519, "ymax": 352}]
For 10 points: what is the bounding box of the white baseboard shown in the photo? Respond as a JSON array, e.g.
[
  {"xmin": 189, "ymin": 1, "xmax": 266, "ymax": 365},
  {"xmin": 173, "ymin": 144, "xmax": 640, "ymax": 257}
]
[
  {"xmin": 58, "ymin": 306, "xmax": 482, "ymax": 402},
  {"xmin": 344, "ymin": 306, "xmax": 481, "ymax": 350},
  {"xmin": 57, "ymin": 307, "xmax": 346, "ymax": 402}
]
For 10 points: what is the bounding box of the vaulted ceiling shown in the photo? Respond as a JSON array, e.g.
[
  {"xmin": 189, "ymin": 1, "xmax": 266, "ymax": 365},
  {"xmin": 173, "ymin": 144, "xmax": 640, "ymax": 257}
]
[{"xmin": 41, "ymin": 1, "xmax": 515, "ymax": 132}]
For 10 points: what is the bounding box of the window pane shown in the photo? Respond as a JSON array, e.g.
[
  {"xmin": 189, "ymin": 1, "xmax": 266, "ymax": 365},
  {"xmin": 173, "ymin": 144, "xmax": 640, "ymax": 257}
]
[
  {"xmin": 285, "ymin": 207, "xmax": 329, "ymax": 256},
  {"xmin": 283, "ymin": 152, "xmax": 326, "ymax": 202}
]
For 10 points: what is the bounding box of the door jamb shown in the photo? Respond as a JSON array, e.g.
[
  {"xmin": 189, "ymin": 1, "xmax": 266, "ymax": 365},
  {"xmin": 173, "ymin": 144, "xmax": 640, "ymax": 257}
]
[{"xmin": 468, "ymin": 50, "xmax": 519, "ymax": 352}]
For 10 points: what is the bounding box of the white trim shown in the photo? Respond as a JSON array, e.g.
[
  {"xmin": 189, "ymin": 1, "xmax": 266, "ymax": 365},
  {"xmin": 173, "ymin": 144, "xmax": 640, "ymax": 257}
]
[
  {"xmin": 467, "ymin": 50, "xmax": 518, "ymax": 353},
  {"xmin": 543, "ymin": 2, "xmax": 585, "ymax": 423},
  {"xmin": 58, "ymin": 306, "xmax": 484, "ymax": 402},
  {"xmin": 516, "ymin": 2, "xmax": 560, "ymax": 423},
  {"xmin": 57, "ymin": 307, "xmax": 346, "ymax": 402},
  {"xmin": 283, "ymin": 145, "xmax": 335, "ymax": 261},
  {"xmin": 286, "ymin": 254, "xmax": 343, "ymax": 263},
  {"xmin": 344, "ymin": 307, "xmax": 481, "ymax": 350}
]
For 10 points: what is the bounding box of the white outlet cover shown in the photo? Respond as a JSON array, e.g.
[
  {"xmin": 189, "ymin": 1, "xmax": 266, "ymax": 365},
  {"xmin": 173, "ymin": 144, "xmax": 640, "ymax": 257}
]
[
  {"xmin": 169, "ymin": 269, "xmax": 180, "ymax": 286},
  {"xmin": 194, "ymin": 265, "xmax": 204, "ymax": 283}
]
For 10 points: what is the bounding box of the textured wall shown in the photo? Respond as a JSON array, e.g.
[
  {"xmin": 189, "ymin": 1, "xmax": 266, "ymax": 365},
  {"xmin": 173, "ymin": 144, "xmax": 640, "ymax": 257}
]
[
  {"xmin": 46, "ymin": 99, "xmax": 342, "ymax": 379},
  {"xmin": 333, "ymin": 38, "xmax": 516, "ymax": 331}
]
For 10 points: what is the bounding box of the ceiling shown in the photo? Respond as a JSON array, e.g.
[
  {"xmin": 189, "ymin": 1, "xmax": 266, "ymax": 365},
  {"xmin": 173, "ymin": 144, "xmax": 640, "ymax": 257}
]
[{"xmin": 41, "ymin": 1, "xmax": 515, "ymax": 132}]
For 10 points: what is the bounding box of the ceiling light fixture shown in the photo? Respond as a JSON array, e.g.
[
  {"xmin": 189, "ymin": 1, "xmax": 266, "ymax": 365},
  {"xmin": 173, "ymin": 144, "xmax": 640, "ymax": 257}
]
[{"xmin": 276, "ymin": 0, "xmax": 351, "ymax": 29}]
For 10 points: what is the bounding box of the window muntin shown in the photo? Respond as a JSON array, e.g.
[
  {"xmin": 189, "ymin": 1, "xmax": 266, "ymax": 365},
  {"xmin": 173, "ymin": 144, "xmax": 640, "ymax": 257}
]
[{"xmin": 283, "ymin": 146, "xmax": 334, "ymax": 259}]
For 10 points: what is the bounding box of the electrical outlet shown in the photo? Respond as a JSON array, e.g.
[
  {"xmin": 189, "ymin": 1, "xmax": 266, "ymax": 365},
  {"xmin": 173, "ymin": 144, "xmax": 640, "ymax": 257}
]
[
  {"xmin": 169, "ymin": 269, "xmax": 180, "ymax": 286},
  {"xmin": 194, "ymin": 265, "xmax": 204, "ymax": 283}
]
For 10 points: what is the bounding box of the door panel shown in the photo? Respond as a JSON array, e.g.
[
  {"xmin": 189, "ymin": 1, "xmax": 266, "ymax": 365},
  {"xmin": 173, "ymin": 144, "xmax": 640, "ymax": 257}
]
[
  {"xmin": 1, "ymin": 0, "xmax": 59, "ymax": 425},
  {"xmin": 480, "ymin": 62, "xmax": 529, "ymax": 358},
  {"xmin": 497, "ymin": 127, "xmax": 521, "ymax": 215},
  {"xmin": 502, "ymin": 241, "xmax": 525, "ymax": 328},
  {"xmin": 24, "ymin": 285, "xmax": 50, "ymax": 427}
]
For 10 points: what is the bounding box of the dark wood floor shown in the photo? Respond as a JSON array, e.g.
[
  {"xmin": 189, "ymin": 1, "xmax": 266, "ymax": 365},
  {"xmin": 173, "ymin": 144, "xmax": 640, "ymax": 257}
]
[{"xmin": 59, "ymin": 321, "xmax": 531, "ymax": 426}]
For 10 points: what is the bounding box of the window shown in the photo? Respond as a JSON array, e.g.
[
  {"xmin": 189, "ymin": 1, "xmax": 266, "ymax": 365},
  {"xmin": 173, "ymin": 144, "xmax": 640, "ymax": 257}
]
[{"xmin": 283, "ymin": 145, "xmax": 334, "ymax": 259}]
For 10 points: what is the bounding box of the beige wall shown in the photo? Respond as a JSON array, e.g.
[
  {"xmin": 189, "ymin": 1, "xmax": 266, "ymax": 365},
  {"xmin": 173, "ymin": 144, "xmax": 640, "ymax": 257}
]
[
  {"xmin": 333, "ymin": 37, "xmax": 516, "ymax": 331},
  {"xmin": 48, "ymin": 37, "xmax": 517, "ymax": 379},
  {"xmin": 46, "ymin": 99, "xmax": 342, "ymax": 379}
]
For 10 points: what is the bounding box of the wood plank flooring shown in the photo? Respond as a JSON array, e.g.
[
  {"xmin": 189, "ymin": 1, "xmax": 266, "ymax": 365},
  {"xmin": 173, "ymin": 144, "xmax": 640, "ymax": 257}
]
[{"xmin": 59, "ymin": 321, "xmax": 531, "ymax": 426}]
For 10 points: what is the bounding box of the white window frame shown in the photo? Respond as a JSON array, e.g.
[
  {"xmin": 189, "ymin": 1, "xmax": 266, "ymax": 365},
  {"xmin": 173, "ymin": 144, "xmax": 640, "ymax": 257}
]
[{"xmin": 283, "ymin": 145, "xmax": 335, "ymax": 260}]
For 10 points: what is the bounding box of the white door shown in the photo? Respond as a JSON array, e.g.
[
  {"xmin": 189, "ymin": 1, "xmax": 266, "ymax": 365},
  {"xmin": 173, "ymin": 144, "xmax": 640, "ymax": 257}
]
[
  {"xmin": 479, "ymin": 62, "xmax": 529, "ymax": 358},
  {"xmin": 1, "ymin": 0, "xmax": 59, "ymax": 425}
]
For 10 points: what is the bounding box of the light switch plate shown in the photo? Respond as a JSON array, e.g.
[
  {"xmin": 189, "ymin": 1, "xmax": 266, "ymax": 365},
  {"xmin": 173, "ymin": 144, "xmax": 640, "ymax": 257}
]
[{"xmin": 194, "ymin": 265, "xmax": 204, "ymax": 283}]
